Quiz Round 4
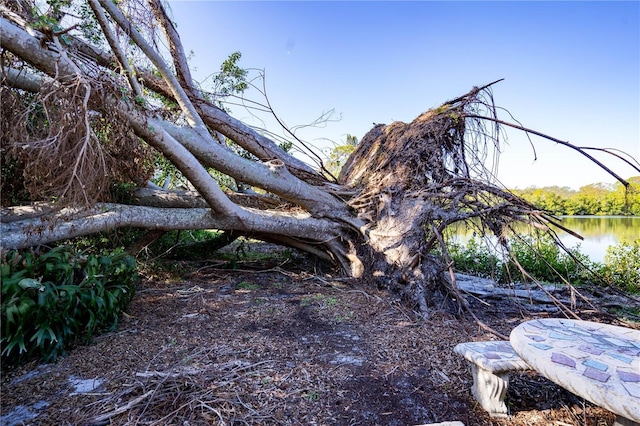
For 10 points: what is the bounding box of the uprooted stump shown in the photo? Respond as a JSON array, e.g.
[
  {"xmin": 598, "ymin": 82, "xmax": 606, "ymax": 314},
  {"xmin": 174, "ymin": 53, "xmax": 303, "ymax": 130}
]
[{"xmin": 340, "ymin": 83, "xmax": 542, "ymax": 318}]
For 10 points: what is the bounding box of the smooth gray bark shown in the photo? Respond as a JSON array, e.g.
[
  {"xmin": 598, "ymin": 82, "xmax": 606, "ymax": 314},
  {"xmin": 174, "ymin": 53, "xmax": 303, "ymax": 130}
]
[{"xmin": 0, "ymin": 204, "xmax": 338, "ymax": 250}]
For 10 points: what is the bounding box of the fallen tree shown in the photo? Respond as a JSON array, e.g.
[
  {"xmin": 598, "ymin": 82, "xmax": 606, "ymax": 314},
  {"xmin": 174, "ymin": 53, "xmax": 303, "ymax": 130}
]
[{"xmin": 1, "ymin": 0, "xmax": 636, "ymax": 318}]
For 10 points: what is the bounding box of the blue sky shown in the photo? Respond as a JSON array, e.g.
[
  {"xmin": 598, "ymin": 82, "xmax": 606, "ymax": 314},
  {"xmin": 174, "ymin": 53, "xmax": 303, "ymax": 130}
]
[{"xmin": 166, "ymin": 1, "xmax": 639, "ymax": 189}]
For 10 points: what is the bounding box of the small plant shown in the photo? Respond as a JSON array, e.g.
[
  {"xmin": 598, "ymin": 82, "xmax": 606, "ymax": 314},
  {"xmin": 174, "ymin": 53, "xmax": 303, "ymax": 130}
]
[
  {"xmin": 305, "ymin": 390, "xmax": 319, "ymax": 401},
  {"xmin": 323, "ymin": 296, "xmax": 338, "ymax": 309},
  {"xmin": 334, "ymin": 311, "xmax": 354, "ymax": 322},
  {"xmin": 236, "ymin": 281, "xmax": 260, "ymax": 291},
  {"xmin": 1, "ymin": 246, "xmax": 138, "ymax": 364},
  {"xmin": 300, "ymin": 296, "xmax": 314, "ymax": 307},
  {"xmin": 300, "ymin": 294, "xmax": 338, "ymax": 309}
]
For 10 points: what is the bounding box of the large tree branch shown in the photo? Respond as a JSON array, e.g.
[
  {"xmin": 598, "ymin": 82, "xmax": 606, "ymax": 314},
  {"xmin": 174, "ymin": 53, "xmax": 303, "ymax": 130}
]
[
  {"xmin": 0, "ymin": 204, "xmax": 341, "ymax": 250},
  {"xmin": 87, "ymin": 0, "xmax": 143, "ymax": 99},
  {"xmin": 146, "ymin": 0, "xmax": 194, "ymax": 92},
  {"xmin": 1, "ymin": 66, "xmax": 52, "ymax": 92},
  {"xmin": 0, "ymin": 18, "xmax": 358, "ymax": 230},
  {"xmin": 64, "ymin": 35, "xmax": 322, "ymax": 179},
  {"xmin": 122, "ymin": 109, "xmax": 244, "ymax": 217},
  {"xmin": 0, "ymin": 14, "xmax": 235, "ymax": 216},
  {"xmin": 96, "ymin": 0, "xmax": 205, "ymax": 130},
  {"xmin": 151, "ymin": 118, "xmax": 357, "ymax": 220},
  {"xmin": 0, "ymin": 17, "xmax": 81, "ymax": 82}
]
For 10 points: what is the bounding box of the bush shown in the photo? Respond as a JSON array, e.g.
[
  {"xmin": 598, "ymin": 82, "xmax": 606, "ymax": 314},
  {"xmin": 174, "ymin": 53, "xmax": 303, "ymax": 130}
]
[
  {"xmin": 448, "ymin": 234, "xmax": 638, "ymax": 294},
  {"xmin": 1, "ymin": 246, "xmax": 138, "ymax": 364},
  {"xmin": 504, "ymin": 234, "xmax": 592, "ymax": 284},
  {"xmin": 449, "ymin": 234, "xmax": 593, "ymax": 284},
  {"xmin": 447, "ymin": 238, "xmax": 502, "ymax": 279},
  {"xmin": 597, "ymin": 239, "xmax": 640, "ymax": 293}
]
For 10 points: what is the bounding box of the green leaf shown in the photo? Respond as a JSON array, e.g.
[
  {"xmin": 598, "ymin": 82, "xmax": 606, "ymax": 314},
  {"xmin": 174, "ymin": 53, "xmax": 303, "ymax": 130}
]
[
  {"xmin": 18, "ymin": 278, "xmax": 43, "ymax": 290},
  {"xmin": 1, "ymin": 335, "xmax": 27, "ymax": 356},
  {"xmin": 30, "ymin": 326, "xmax": 58, "ymax": 346}
]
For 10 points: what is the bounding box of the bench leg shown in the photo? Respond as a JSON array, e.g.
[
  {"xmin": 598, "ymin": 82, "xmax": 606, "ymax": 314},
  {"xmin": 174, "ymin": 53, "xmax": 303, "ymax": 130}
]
[{"xmin": 470, "ymin": 364, "xmax": 509, "ymax": 418}]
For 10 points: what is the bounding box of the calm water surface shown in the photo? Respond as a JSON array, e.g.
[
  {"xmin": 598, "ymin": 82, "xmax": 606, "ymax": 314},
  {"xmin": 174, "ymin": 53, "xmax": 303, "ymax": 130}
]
[{"xmin": 555, "ymin": 216, "xmax": 639, "ymax": 263}]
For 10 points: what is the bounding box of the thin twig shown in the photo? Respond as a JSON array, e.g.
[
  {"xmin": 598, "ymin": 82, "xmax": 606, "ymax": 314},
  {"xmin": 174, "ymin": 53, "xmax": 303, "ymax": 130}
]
[
  {"xmin": 92, "ymin": 390, "xmax": 154, "ymax": 423},
  {"xmin": 464, "ymin": 114, "xmax": 631, "ymax": 188}
]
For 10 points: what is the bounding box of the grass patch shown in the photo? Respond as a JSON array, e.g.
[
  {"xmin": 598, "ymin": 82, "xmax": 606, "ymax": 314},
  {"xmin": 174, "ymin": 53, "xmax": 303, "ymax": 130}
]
[{"xmin": 236, "ymin": 281, "xmax": 260, "ymax": 291}]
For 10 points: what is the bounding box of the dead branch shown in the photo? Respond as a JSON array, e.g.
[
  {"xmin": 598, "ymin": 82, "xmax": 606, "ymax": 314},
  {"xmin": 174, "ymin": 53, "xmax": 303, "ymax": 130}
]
[
  {"xmin": 97, "ymin": 0, "xmax": 205, "ymax": 128},
  {"xmin": 464, "ymin": 114, "xmax": 632, "ymax": 188},
  {"xmin": 91, "ymin": 390, "xmax": 154, "ymax": 423},
  {"xmin": 87, "ymin": 0, "xmax": 143, "ymax": 99}
]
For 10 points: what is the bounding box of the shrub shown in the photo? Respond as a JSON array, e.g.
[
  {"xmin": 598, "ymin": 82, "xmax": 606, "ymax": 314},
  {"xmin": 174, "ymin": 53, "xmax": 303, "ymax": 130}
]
[
  {"xmin": 504, "ymin": 234, "xmax": 592, "ymax": 284},
  {"xmin": 448, "ymin": 234, "xmax": 593, "ymax": 285},
  {"xmin": 597, "ymin": 239, "xmax": 640, "ymax": 293},
  {"xmin": 447, "ymin": 238, "xmax": 502, "ymax": 280},
  {"xmin": 1, "ymin": 246, "xmax": 138, "ymax": 364},
  {"xmin": 448, "ymin": 234, "xmax": 638, "ymax": 295}
]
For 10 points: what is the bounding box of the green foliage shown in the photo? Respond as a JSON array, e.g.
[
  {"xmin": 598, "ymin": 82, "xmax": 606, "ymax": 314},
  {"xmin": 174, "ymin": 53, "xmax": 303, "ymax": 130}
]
[
  {"xmin": 447, "ymin": 238, "xmax": 502, "ymax": 279},
  {"xmin": 30, "ymin": 0, "xmax": 74, "ymax": 45},
  {"xmin": 505, "ymin": 235, "xmax": 591, "ymax": 284},
  {"xmin": 512, "ymin": 177, "xmax": 640, "ymax": 216},
  {"xmin": 300, "ymin": 294, "xmax": 338, "ymax": 309},
  {"xmin": 213, "ymin": 51, "xmax": 248, "ymax": 100},
  {"xmin": 236, "ymin": 281, "xmax": 260, "ymax": 291},
  {"xmin": 77, "ymin": 2, "xmax": 105, "ymax": 44},
  {"xmin": 448, "ymin": 235, "xmax": 639, "ymax": 294},
  {"xmin": 1, "ymin": 247, "xmax": 138, "ymax": 365},
  {"xmin": 598, "ymin": 240, "xmax": 640, "ymax": 293},
  {"xmin": 69, "ymin": 228, "xmax": 146, "ymax": 254},
  {"xmin": 145, "ymin": 229, "xmax": 223, "ymax": 257},
  {"xmin": 325, "ymin": 134, "xmax": 359, "ymax": 178},
  {"xmin": 110, "ymin": 181, "xmax": 139, "ymax": 204}
]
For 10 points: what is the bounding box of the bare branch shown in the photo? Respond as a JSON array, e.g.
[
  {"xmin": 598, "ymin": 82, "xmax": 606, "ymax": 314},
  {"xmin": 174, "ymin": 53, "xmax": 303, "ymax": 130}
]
[
  {"xmin": 96, "ymin": 0, "xmax": 205, "ymax": 129},
  {"xmin": 578, "ymin": 147, "xmax": 640, "ymax": 176},
  {"xmin": 0, "ymin": 203, "xmax": 339, "ymax": 250},
  {"xmin": 465, "ymin": 114, "xmax": 632, "ymax": 188},
  {"xmin": 87, "ymin": 0, "xmax": 144, "ymax": 99},
  {"xmin": 146, "ymin": 0, "xmax": 194, "ymax": 92},
  {"xmin": 194, "ymin": 100, "xmax": 322, "ymax": 178}
]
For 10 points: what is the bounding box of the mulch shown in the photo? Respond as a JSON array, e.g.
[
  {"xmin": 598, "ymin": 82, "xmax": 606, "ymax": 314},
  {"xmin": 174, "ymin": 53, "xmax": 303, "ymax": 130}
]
[{"xmin": 0, "ymin": 249, "xmax": 621, "ymax": 426}]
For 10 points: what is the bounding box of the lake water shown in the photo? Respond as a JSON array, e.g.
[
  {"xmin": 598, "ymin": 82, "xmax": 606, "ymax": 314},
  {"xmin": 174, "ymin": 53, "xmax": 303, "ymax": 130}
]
[
  {"xmin": 555, "ymin": 216, "xmax": 639, "ymax": 263},
  {"xmin": 451, "ymin": 216, "xmax": 639, "ymax": 264}
]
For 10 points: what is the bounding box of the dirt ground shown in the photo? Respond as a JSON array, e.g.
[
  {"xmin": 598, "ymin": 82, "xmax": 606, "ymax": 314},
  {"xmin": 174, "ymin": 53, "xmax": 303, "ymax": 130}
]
[{"xmin": 1, "ymin": 243, "xmax": 631, "ymax": 426}]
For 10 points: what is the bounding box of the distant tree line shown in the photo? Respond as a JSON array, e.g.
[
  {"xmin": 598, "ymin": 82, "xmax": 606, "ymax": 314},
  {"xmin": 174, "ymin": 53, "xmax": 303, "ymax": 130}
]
[{"xmin": 511, "ymin": 176, "xmax": 640, "ymax": 216}]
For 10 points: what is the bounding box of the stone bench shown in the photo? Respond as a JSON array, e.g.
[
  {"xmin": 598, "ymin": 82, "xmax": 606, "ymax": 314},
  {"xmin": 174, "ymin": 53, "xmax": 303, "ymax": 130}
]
[
  {"xmin": 510, "ymin": 319, "xmax": 640, "ymax": 426},
  {"xmin": 453, "ymin": 340, "xmax": 531, "ymax": 417}
]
